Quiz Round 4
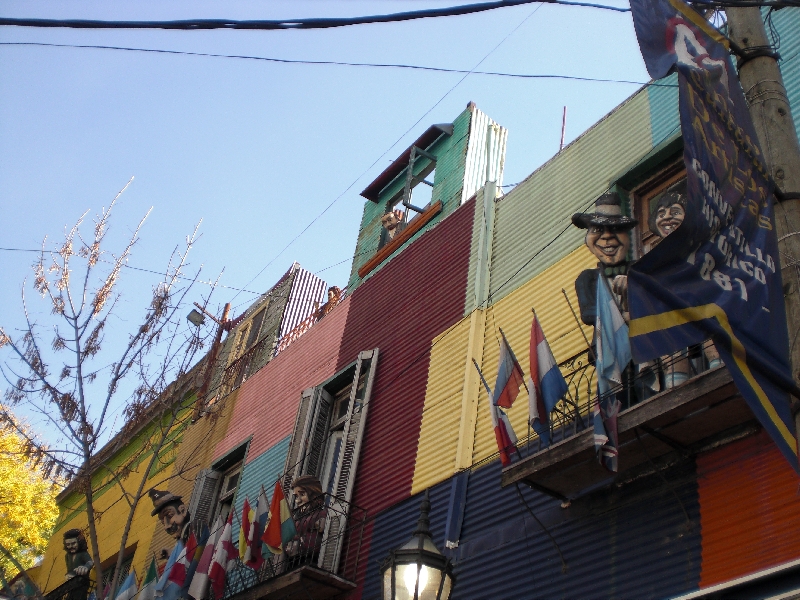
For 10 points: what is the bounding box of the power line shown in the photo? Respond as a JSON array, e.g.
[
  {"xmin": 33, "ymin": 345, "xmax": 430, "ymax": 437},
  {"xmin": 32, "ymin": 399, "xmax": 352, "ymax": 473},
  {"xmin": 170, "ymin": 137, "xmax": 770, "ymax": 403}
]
[
  {"xmin": 0, "ymin": 0, "xmax": 631, "ymax": 31},
  {"xmin": 0, "ymin": 246, "xmax": 262, "ymax": 294},
  {"xmin": 229, "ymin": 0, "xmax": 544, "ymax": 302},
  {"xmin": 0, "ymin": 41, "xmax": 669, "ymax": 87}
]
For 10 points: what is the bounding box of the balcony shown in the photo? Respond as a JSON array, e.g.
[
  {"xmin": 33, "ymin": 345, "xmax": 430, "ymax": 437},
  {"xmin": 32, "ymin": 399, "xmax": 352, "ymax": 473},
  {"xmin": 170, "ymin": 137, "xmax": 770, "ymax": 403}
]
[
  {"xmin": 221, "ymin": 335, "xmax": 274, "ymax": 396},
  {"xmin": 220, "ymin": 494, "xmax": 367, "ymax": 600},
  {"xmin": 44, "ymin": 577, "xmax": 95, "ymax": 600},
  {"xmin": 501, "ymin": 345, "xmax": 752, "ymax": 500}
]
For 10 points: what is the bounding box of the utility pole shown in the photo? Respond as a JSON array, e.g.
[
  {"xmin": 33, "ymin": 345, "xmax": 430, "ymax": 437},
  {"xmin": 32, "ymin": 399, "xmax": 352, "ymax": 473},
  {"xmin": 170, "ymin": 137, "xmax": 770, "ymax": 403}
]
[{"xmin": 726, "ymin": 7, "xmax": 800, "ymax": 383}]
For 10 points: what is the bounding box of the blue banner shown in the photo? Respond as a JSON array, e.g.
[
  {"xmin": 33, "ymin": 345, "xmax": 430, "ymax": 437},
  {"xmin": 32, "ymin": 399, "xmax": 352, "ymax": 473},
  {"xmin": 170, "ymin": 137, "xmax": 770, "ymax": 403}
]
[{"xmin": 628, "ymin": 0, "xmax": 798, "ymax": 472}]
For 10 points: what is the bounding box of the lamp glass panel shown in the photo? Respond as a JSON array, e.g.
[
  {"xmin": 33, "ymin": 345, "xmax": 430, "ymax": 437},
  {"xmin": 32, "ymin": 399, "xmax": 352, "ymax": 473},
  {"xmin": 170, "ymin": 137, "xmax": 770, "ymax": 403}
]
[
  {"xmin": 440, "ymin": 574, "xmax": 452, "ymax": 600},
  {"xmin": 418, "ymin": 568, "xmax": 443, "ymax": 600},
  {"xmin": 383, "ymin": 567, "xmax": 393, "ymax": 600}
]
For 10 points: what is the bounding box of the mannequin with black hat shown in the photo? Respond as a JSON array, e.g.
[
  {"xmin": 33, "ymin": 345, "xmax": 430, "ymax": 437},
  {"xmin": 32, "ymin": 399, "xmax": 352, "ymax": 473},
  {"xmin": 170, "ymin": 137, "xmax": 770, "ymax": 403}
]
[
  {"xmin": 149, "ymin": 488, "xmax": 192, "ymax": 545},
  {"xmin": 572, "ymin": 191, "xmax": 637, "ymax": 327}
]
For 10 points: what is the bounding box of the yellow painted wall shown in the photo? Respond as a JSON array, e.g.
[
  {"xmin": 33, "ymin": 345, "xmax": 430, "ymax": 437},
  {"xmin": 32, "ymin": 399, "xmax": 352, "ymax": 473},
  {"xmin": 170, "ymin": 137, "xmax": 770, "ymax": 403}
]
[
  {"xmin": 146, "ymin": 388, "xmax": 239, "ymax": 560},
  {"xmin": 411, "ymin": 245, "xmax": 598, "ymax": 491},
  {"xmin": 411, "ymin": 316, "xmax": 472, "ymax": 493},
  {"xmin": 473, "ymin": 245, "xmax": 597, "ymax": 463}
]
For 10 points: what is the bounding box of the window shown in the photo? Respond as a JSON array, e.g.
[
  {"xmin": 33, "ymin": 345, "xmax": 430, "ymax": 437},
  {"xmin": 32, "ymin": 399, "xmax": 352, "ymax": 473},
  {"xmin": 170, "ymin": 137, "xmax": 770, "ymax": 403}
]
[
  {"xmin": 99, "ymin": 548, "xmax": 135, "ymax": 592},
  {"xmin": 281, "ymin": 349, "xmax": 379, "ymax": 572},
  {"xmin": 187, "ymin": 443, "xmax": 248, "ymax": 529},
  {"xmin": 631, "ymin": 158, "xmax": 686, "ymax": 257}
]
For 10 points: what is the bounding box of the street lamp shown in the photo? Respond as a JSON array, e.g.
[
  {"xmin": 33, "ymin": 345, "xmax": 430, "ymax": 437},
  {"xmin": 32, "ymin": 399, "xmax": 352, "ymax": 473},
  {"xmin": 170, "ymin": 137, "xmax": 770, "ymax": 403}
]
[{"xmin": 380, "ymin": 490, "xmax": 454, "ymax": 600}]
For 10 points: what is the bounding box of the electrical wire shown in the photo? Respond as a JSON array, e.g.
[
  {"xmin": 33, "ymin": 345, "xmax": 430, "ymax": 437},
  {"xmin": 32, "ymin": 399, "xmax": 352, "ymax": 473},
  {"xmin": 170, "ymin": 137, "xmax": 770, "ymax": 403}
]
[
  {"xmin": 0, "ymin": 41, "xmax": 668, "ymax": 87},
  {"xmin": 0, "ymin": 0, "xmax": 631, "ymax": 32}
]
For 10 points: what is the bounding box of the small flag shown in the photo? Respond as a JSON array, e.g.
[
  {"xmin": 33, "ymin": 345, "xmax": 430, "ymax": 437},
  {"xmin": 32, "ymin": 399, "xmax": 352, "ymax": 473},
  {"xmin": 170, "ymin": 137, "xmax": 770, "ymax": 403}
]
[
  {"xmin": 187, "ymin": 517, "xmax": 223, "ymax": 600},
  {"xmin": 474, "ymin": 359, "xmax": 519, "ymax": 466},
  {"xmin": 245, "ymin": 486, "xmax": 269, "ymax": 570},
  {"xmin": 208, "ymin": 513, "xmax": 237, "ymax": 599},
  {"xmin": 238, "ymin": 497, "xmax": 253, "ymax": 561},
  {"xmin": 492, "ymin": 331, "xmax": 525, "ymax": 409},
  {"xmin": 168, "ymin": 531, "xmax": 197, "ymax": 588},
  {"xmin": 155, "ymin": 540, "xmax": 183, "ymax": 594},
  {"xmin": 528, "ymin": 314, "xmax": 569, "ymax": 447},
  {"xmin": 594, "ymin": 276, "xmax": 630, "ymax": 472},
  {"xmin": 113, "ymin": 570, "xmax": 137, "ymax": 600},
  {"xmin": 262, "ymin": 482, "xmax": 297, "ymax": 555},
  {"xmin": 138, "ymin": 557, "xmax": 158, "ymax": 600}
]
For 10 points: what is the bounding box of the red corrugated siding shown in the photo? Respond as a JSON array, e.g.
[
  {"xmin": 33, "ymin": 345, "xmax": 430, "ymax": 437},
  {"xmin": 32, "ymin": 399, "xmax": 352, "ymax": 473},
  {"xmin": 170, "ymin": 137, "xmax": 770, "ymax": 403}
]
[
  {"xmin": 698, "ymin": 429, "xmax": 800, "ymax": 588},
  {"xmin": 338, "ymin": 198, "xmax": 475, "ymax": 599},
  {"xmin": 213, "ymin": 296, "xmax": 350, "ymax": 463}
]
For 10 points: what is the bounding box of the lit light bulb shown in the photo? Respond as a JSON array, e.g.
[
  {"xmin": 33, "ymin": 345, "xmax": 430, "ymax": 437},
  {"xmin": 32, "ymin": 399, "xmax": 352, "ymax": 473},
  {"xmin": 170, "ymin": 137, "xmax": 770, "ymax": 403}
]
[{"xmin": 403, "ymin": 563, "xmax": 428, "ymax": 595}]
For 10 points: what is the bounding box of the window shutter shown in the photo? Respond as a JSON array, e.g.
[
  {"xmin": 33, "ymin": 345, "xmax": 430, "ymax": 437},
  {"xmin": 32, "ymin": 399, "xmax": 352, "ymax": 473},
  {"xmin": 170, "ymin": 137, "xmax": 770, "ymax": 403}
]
[
  {"xmin": 187, "ymin": 468, "xmax": 221, "ymax": 528},
  {"xmin": 282, "ymin": 387, "xmax": 317, "ymax": 497},
  {"xmin": 301, "ymin": 388, "xmax": 333, "ymax": 479},
  {"xmin": 318, "ymin": 348, "xmax": 379, "ymax": 573}
]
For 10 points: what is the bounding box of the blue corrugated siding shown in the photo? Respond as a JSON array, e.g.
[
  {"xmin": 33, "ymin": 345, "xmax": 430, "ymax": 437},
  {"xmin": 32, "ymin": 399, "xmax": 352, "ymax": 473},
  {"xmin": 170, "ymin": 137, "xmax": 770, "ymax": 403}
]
[
  {"xmin": 364, "ymin": 458, "xmax": 702, "ymax": 600},
  {"xmin": 231, "ymin": 435, "xmax": 290, "ymax": 544},
  {"xmin": 773, "ymin": 8, "xmax": 800, "ymax": 139},
  {"xmin": 647, "ymin": 73, "xmax": 680, "ymax": 146}
]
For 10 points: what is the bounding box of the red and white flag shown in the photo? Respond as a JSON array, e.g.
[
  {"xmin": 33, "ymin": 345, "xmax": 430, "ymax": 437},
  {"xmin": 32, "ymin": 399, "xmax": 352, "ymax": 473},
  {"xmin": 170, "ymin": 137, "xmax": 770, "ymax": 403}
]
[
  {"xmin": 208, "ymin": 513, "xmax": 236, "ymax": 599},
  {"xmin": 187, "ymin": 516, "xmax": 223, "ymax": 600}
]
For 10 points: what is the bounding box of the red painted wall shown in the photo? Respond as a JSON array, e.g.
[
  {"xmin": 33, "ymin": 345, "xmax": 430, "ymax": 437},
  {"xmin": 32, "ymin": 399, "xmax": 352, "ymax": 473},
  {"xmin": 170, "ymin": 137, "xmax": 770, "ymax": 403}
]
[
  {"xmin": 214, "ymin": 296, "xmax": 350, "ymax": 463},
  {"xmin": 337, "ymin": 198, "xmax": 475, "ymax": 598},
  {"xmin": 698, "ymin": 429, "xmax": 800, "ymax": 587}
]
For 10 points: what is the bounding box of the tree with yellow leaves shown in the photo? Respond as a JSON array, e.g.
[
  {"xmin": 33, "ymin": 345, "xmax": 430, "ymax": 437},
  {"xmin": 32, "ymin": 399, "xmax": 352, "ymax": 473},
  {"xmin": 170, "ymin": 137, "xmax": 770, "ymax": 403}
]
[{"xmin": 0, "ymin": 414, "xmax": 59, "ymax": 582}]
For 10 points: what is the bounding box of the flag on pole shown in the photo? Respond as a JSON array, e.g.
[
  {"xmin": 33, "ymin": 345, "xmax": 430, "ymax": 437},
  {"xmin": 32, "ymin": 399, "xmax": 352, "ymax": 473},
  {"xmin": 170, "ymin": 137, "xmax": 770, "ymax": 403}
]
[
  {"xmin": 262, "ymin": 482, "xmax": 297, "ymax": 555},
  {"xmin": 155, "ymin": 540, "xmax": 183, "ymax": 595},
  {"xmin": 208, "ymin": 512, "xmax": 237, "ymax": 599},
  {"xmin": 113, "ymin": 570, "xmax": 137, "ymax": 600},
  {"xmin": 187, "ymin": 517, "xmax": 223, "ymax": 600},
  {"xmin": 474, "ymin": 359, "xmax": 518, "ymax": 466},
  {"xmin": 138, "ymin": 558, "xmax": 158, "ymax": 600},
  {"xmin": 245, "ymin": 486, "xmax": 269, "ymax": 570},
  {"xmin": 593, "ymin": 276, "xmax": 630, "ymax": 472},
  {"xmin": 492, "ymin": 331, "xmax": 525, "ymax": 409},
  {"xmin": 168, "ymin": 531, "xmax": 197, "ymax": 587},
  {"xmin": 528, "ymin": 314, "xmax": 568, "ymax": 447},
  {"xmin": 238, "ymin": 497, "xmax": 253, "ymax": 561}
]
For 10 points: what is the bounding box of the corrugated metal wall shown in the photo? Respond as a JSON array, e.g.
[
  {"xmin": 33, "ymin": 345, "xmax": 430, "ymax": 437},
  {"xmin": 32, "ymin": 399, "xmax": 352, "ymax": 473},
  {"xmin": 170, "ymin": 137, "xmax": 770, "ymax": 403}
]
[
  {"xmin": 146, "ymin": 388, "xmax": 240, "ymax": 564},
  {"xmin": 347, "ymin": 107, "xmax": 473, "ymax": 290},
  {"xmin": 486, "ymin": 87, "xmax": 654, "ymax": 307},
  {"xmin": 773, "ymin": 8, "xmax": 800, "ymax": 139},
  {"xmin": 461, "ymin": 108, "xmax": 508, "ymax": 204},
  {"xmin": 411, "ymin": 315, "xmax": 472, "ymax": 494},
  {"xmin": 276, "ymin": 264, "xmax": 327, "ymax": 343},
  {"xmin": 472, "ymin": 246, "xmax": 597, "ymax": 463},
  {"xmin": 229, "ymin": 436, "xmax": 291, "ymax": 546},
  {"xmin": 697, "ymin": 429, "xmax": 800, "ymax": 588},
  {"xmin": 366, "ymin": 456, "xmax": 702, "ymax": 600},
  {"xmin": 336, "ymin": 197, "xmax": 475, "ymax": 597},
  {"xmin": 213, "ymin": 295, "xmax": 350, "ymax": 462}
]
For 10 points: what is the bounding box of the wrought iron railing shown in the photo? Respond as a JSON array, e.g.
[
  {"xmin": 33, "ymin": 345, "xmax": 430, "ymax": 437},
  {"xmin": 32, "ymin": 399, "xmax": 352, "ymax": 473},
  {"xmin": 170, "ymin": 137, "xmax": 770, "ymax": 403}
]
[
  {"xmin": 219, "ymin": 493, "xmax": 367, "ymax": 599},
  {"xmin": 220, "ymin": 334, "xmax": 274, "ymax": 395},
  {"xmin": 515, "ymin": 340, "xmax": 720, "ymax": 458},
  {"xmin": 44, "ymin": 577, "xmax": 95, "ymax": 600}
]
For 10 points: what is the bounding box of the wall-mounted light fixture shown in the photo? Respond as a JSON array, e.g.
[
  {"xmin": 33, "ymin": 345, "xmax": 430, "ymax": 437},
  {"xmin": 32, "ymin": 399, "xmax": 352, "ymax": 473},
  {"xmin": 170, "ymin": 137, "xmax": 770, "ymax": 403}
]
[
  {"xmin": 380, "ymin": 490, "xmax": 454, "ymax": 600},
  {"xmin": 186, "ymin": 309, "xmax": 206, "ymax": 326}
]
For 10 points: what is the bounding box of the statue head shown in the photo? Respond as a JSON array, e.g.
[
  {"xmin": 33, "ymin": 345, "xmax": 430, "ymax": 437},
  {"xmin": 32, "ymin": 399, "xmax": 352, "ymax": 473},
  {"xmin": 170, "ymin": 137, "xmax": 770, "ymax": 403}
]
[
  {"xmin": 327, "ymin": 286, "xmax": 342, "ymax": 303},
  {"xmin": 572, "ymin": 191, "xmax": 637, "ymax": 267},
  {"xmin": 381, "ymin": 211, "xmax": 400, "ymax": 232},
  {"xmin": 649, "ymin": 191, "xmax": 686, "ymax": 238},
  {"xmin": 63, "ymin": 529, "xmax": 87, "ymax": 554},
  {"xmin": 291, "ymin": 475, "xmax": 323, "ymax": 509},
  {"xmin": 149, "ymin": 489, "xmax": 189, "ymax": 540}
]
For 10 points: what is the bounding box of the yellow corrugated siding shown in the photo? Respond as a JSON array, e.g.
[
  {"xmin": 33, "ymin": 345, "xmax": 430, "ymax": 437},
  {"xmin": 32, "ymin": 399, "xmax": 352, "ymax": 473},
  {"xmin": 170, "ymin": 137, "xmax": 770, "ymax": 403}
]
[
  {"xmin": 472, "ymin": 246, "xmax": 597, "ymax": 464},
  {"xmin": 411, "ymin": 316, "xmax": 471, "ymax": 493}
]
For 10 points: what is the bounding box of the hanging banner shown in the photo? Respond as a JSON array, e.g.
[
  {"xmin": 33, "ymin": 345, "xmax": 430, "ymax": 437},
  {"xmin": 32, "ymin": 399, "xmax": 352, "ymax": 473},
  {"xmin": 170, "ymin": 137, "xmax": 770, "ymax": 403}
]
[{"xmin": 627, "ymin": 0, "xmax": 799, "ymax": 472}]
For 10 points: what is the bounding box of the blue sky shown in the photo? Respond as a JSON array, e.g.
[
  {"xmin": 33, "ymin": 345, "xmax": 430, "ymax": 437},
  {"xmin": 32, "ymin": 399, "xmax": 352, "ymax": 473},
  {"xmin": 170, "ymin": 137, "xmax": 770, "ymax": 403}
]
[{"xmin": 0, "ymin": 0, "xmax": 647, "ymax": 448}]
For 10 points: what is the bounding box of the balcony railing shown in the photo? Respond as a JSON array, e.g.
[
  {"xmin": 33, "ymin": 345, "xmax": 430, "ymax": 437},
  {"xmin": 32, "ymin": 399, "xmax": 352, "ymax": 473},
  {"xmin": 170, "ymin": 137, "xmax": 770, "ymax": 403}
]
[
  {"xmin": 514, "ymin": 343, "xmax": 720, "ymax": 457},
  {"xmin": 44, "ymin": 577, "xmax": 95, "ymax": 600},
  {"xmin": 221, "ymin": 335, "xmax": 274, "ymax": 396},
  {"xmin": 502, "ymin": 341, "xmax": 745, "ymax": 499},
  {"xmin": 220, "ymin": 493, "xmax": 367, "ymax": 600}
]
